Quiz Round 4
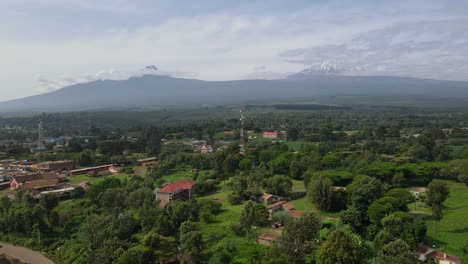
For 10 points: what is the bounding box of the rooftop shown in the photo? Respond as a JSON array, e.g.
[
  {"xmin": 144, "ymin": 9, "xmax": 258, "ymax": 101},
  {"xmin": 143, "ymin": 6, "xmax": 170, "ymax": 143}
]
[{"xmin": 157, "ymin": 180, "xmax": 194, "ymax": 193}]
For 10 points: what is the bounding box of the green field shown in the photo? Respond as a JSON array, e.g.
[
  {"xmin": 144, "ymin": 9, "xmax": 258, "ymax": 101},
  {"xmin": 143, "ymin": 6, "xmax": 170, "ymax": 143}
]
[
  {"xmin": 66, "ymin": 173, "xmax": 132, "ymax": 185},
  {"xmin": 410, "ymin": 180, "xmax": 468, "ymax": 262}
]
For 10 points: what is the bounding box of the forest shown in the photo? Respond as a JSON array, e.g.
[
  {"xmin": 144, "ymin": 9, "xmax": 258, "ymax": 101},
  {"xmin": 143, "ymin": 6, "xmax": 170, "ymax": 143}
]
[{"xmin": 0, "ymin": 105, "xmax": 467, "ymax": 264}]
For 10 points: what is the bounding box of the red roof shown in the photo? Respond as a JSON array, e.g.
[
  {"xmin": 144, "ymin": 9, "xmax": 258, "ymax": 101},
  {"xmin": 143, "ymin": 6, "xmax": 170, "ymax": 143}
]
[
  {"xmin": 289, "ymin": 210, "xmax": 303, "ymax": 218},
  {"xmin": 157, "ymin": 180, "xmax": 194, "ymax": 193},
  {"xmin": 263, "ymin": 132, "xmax": 278, "ymax": 135}
]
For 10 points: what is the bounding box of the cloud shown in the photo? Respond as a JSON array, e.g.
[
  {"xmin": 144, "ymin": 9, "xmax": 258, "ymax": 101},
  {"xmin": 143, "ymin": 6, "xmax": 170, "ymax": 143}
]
[
  {"xmin": 34, "ymin": 66, "xmax": 198, "ymax": 93},
  {"xmin": 1, "ymin": 0, "xmax": 468, "ymax": 100}
]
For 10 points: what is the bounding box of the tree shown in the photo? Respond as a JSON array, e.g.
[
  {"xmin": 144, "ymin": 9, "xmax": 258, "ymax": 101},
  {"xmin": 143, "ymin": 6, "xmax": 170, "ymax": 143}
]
[
  {"xmin": 392, "ymin": 172, "xmax": 408, "ymax": 188},
  {"xmin": 307, "ymin": 175, "xmax": 333, "ymax": 211},
  {"xmin": 272, "ymin": 210, "xmax": 292, "ymax": 225},
  {"xmin": 287, "ymin": 127, "xmax": 299, "ymax": 141},
  {"xmin": 115, "ymin": 245, "xmax": 155, "ymax": 264},
  {"xmin": 317, "ymin": 230, "xmax": 363, "ymax": 264},
  {"xmin": 179, "ymin": 221, "xmax": 203, "ymax": 264},
  {"xmin": 426, "ymin": 180, "xmax": 449, "ymax": 231},
  {"xmin": 100, "ymin": 188, "xmax": 126, "ymax": 215},
  {"xmin": 239, "ymin": 201, "xmax": 268, "ymax": 230},
  {"xmin": 39, "ymin": 193, "xmax": 59, "ymax": 212},
  {"xmin": 278, "ymin": 212, "xmax": 320, "ymax": 264},
  {"xmin": 76, "ymin": 149, "xmax": 95, "ymax": 166},
  {"xmin": 264, "ymin": 175, "xmax": 292, "ymax": 196},
  {"xmin": 458, "ymin": 174, "xmax": 468, "ymax": 186},
  {"xmin": 377, "ymin": 239, "xmax": 416, "ymax": 264}
]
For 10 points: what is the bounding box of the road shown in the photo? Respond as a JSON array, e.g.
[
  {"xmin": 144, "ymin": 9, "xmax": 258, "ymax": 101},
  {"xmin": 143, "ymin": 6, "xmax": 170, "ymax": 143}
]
[{"xmin": 0, "ymin": 242, "xmax": 54, "ymax": 264}]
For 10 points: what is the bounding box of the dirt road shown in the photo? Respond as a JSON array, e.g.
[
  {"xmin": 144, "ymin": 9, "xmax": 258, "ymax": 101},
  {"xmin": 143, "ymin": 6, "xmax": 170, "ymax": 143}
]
[{"xmin": 0, "ymin": 242, "xmax": 54, "ymax": 264}]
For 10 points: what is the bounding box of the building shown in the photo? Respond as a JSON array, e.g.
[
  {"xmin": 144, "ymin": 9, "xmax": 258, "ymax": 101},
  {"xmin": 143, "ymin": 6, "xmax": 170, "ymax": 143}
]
[
  {"xmin": 417, "ymin": 245, "xmax": 461, "ymax": 264},
  {"xmin": 155, "ymin": 180, "xmax": 194, "ymax": 208},
  {"xmin": 35, "ymin": 160, "xmax": 75, "ymax": 172},
  {"xmin": 200, "ymin": 145, "xmax": 214, "ymax": 154},
  {"xmin": 263, "ymin": 131, "xmax": 279, "ymax": 139},
  {"xmin": 258, "ymin": 193, "xmax": 284, "ymax": 205},
  {"xmin": 9, "ymin": 172, "xmax": 65, "ymax": 192},
  {"xmin": 137, "ymin": 157, "xmax": 158, "ymax": 167},
  {"xmin": 69, "ymin": 164, "xmax": 119, "ymax": 176},
  {"xmin": 257, "ymin": 234, "xmax": 279, "ymax": 246}
]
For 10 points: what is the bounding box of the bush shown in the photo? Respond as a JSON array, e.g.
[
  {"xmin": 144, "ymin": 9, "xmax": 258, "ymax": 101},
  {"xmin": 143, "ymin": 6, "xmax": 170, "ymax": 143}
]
[
  {"xmin": 123, "ymin": 167, "xmax": 134, "ymax": 174},
  {"xmin": 227, "ymin": 194, "xmax": 243, "ymax": 205},
  {"xmin": 229, "ymin": 223, "xmax": 245, "ymax": 236},
  {"xmin": 458, "ymin": 174, "xmax": 468, "ymax": 186}
]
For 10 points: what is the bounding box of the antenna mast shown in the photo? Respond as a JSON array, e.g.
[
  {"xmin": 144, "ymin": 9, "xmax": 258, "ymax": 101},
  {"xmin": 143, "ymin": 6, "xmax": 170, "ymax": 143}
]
[
  {"xmin": 239, "ymin": 108, "xmax": 245, "ymax": 155},
  {"xmin": 37, "ymin": 119, "xmax": 44, "ymax": 149}
]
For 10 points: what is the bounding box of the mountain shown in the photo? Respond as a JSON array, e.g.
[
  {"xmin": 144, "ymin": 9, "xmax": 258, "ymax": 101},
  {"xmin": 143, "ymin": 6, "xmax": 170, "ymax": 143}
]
[{"xmin": 1, "ymin": 74, "xmax": 468, "ymax": 112}]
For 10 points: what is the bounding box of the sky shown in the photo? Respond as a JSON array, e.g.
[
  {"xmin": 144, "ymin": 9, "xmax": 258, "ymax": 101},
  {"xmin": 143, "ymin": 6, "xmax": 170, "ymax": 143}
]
[{"xmin": 1, "ymin": 0, "xmax": 468, "ymax": 101}]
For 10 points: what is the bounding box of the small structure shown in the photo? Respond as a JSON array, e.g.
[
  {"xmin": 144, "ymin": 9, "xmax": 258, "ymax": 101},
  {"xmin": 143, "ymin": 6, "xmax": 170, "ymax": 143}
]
[
  {"xmin": 69, "ymin": 164, "xmax": 118, "ymax": 176},
  {"xmin": 267, "ymin": 201, "xmax": 287, "ymax": 219},
  {"xmin": 137, "ymin": 157, "xmax": 158, "ymax": 167},
  {"xmin": 263, "ymin": 131, "xmax": 279, "ymax": 139},
  {"xmin": 257, "ymin": 234, "xmax": 278, "ymax": 246},
  {"xmin": 155, "ymin": 180, "xmax": 195, "ymax": 208},
  {"xmin": 417, "ymin": 245, "xmax": 461, "ymax": 264},
  {"xmin": 258, "ymin": 193, "xmax": 284, "ymax": 205},
  {"xmin": 35, "ymin": 160, "xmax": 75, "ymax": 172},
  {"xmin": 200, "ymin": 145, "xmax": 214, "ymax": 154},
  {"xmin": 10, "ymin": 172, "xmax": 65, "ymax": 191}
]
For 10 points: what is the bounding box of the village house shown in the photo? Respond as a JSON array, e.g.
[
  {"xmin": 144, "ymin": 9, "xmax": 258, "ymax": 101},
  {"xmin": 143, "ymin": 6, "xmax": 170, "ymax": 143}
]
[
  {"xmin": 200, "ymin": 145, "xmax": 214, "ymax": 154},
  {"xmin": 137, "ymin": 157, "xmax": 158, "ymax": 167},
  {"xmin": 258, "ymin": 193, "xmax": 284, "ymax": 204},
  {"xmin": 155, "ymin": 180, "xmax": 195, "ymax": 208},
  {"xmin": 263, "ymin": 131, "xmax": 279, "ymax": 139},
  {"xmin": 34, "ymin": 160, "xmax": 75, "ymax": 172},
  {"xmin": 68, "ymin": 164, "xmax": 119, "ymax": 176},
  {"xmin": 9, "ymin": 172, "xmax": 65, "ymax": 192},
  {"xmin": 417, "ymin": 245, "xmax": 461, "ymax": 264}
]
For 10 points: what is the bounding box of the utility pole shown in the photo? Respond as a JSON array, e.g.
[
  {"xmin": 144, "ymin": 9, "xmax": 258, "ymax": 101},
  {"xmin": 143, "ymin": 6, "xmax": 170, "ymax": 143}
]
[{"xmin": 239, "ymin": 108, "xmax": 245, "ymax": 155}]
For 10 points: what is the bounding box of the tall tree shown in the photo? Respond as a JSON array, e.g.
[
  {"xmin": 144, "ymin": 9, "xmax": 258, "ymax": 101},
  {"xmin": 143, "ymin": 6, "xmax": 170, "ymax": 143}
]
[
  {"xmin": 426, "ymin": 180, "xmax": 449, "ymax": 232},
  {"xmin": 317, "ymin": 230, "xmax": 363, "ymax": 264},
  {"xmin": 239, "ymin": 201, "xmax": 268, "ymax": 230},
  {"xmin": 377, "ymin": 239, "xmax": 416, "ymax": 264},
  {"xmin": 179, "ymin": 221, "xmax": 203, "ymax": 264},
  {"xmin": 278, "ymin": 212, "xmax": 320, "ymax": 264},
  {"xmin": 307, "ymin": 175, "xmax": 333, "ymax": 211}
]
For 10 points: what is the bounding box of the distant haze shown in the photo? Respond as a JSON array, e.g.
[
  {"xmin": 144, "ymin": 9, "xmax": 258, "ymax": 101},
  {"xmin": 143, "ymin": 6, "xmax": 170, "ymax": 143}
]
[
  {"xmin": 1, "ymin": 0, "xmax": 468, "ymax": 101},
  {"xmin": 1, "ymin": 74, "xmax": 467, "ymax": 113}
]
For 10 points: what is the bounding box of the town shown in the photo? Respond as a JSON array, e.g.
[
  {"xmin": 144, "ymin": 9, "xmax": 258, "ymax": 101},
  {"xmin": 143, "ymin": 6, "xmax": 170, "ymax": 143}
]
[{"xmin": 0, "ymin": 106, "xmax": 466, "ymax": 264}]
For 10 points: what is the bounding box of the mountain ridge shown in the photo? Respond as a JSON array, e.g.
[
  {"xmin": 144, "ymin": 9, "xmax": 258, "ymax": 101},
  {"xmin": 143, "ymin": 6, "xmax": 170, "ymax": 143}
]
[{"xmin": 1, "ymin": 73, "xmax": 468, "ymax": 112}]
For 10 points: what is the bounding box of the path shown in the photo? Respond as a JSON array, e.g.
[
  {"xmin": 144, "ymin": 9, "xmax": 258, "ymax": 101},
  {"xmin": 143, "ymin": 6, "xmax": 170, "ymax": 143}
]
[{"xmin": 0, "ymin": 242, "xmax": 54, "ymax": 264}]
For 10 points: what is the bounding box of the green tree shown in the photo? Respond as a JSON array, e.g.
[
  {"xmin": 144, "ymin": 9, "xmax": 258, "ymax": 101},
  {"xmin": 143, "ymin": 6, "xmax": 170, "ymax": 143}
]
[
  {"xmin": 317, "ymin": 230, "xmax": 363, "ymax": 264},
  {"xmin": 426, "ymin": 180, "xmax": 449, "ymax": 232},
  {"xmin": 39, "ymin": 193, "xmax": 59, "ymax": 212},
  {"xmin": 115, "ymin": 245, "xmax": 155, "ymax": 264},
  {"xmin": 239, "ymin": 201, "xmax": 268, "ymax": 230},
  {"xmin": 100, "ymin": 188, "xmax": 127, "ymax": 215},
  {"xmin": 307, "ymin": 175, "xmax": 333, "ymax": 211},
  {"xmin": 279, "ymin": 212, "xmax": 320, "ymax": 264},
  {"xmin": 264, "ymin": 175, "xmax": 292, "ymax": 196},
  {"xmin": 377, "ymin": 239, "xmax": 416, "ymax": 264},
  {"xmin": 179, "ymin": 221, "xmax": 203, "ymax": 264}
]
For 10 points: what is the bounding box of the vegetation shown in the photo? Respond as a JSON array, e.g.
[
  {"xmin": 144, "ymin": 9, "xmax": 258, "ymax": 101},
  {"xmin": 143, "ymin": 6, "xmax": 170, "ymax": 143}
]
[{"xmin": 0, "ymin": 105, "xmax": 467, "ymax": 263}]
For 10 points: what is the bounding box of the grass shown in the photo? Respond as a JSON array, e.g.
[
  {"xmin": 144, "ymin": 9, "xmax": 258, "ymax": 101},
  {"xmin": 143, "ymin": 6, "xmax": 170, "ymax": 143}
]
[
  {"xmin": 410, "ymin": 180, "xmax": 468, "ymax": 262},
  {"xmin": 66, "ymin": 173, "xmax": 131, "ymax": 184}
]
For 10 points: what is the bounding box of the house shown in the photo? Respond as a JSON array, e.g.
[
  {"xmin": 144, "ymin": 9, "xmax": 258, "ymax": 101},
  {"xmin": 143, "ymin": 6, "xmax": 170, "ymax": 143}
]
[
  {"xmin": 68, "ymin": 164, "xmax": 118, "ymax": 176},
  {"xmin": 200, "ymin": 145, "xmax": 214, "ymax": 154},
  {"xmin": 155, "ymin": 180, "xmax": 195, "ymax": 208},
  {"xmin": 263, "ymin": 131, "xmax": 279, "ymax": 139},
  {"xmin": 417, "ymin": 245, "xmax": 461, "ymax": 264},
  {"xmin": 257, "ymin": 233, "xmax": 279, "ymax": 246},
  {"xmin": 9, "ymin": 172, "xmax": 65, "ymax": 192},
  {"xmin": 267, "ymin": 201, "xmax": 287, "ymax": 219},
  {"xmin": 258, "ymin": 193, "xmax": 284, "ymax": 204},
  {"xmin": 137, "ymin": 157, "xmax": 158, "ymax": 167},
  {"xmin": 35, "ymin": 160, "xmax": 75, "ymax": 172}
]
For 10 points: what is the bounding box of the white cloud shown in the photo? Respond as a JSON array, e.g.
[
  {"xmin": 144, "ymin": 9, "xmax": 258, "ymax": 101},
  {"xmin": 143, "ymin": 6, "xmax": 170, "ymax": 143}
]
[{"xmin": 0, "ymin": 0, "xmax": 468, "ymax": 100}]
